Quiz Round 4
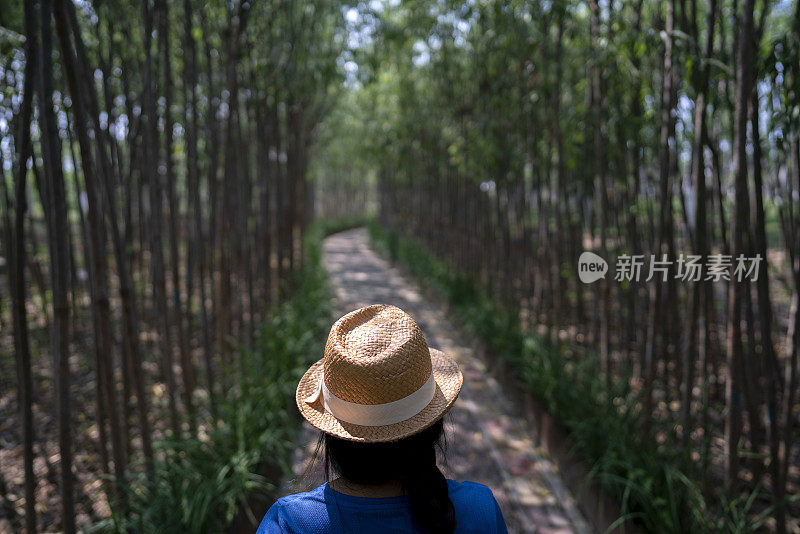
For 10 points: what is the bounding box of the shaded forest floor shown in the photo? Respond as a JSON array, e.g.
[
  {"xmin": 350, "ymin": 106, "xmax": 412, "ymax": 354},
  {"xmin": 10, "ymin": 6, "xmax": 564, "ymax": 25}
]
[
  {"xmin": 282, "ymin": 227, "xmax": 591, "ymax": 533},
  {"xmin": 0, "ymin": 301, "xmax": 116, "ymax": 531},
  {"xmin": 0, "ymin": 266, "xmax": 231, "ymax": 532}
]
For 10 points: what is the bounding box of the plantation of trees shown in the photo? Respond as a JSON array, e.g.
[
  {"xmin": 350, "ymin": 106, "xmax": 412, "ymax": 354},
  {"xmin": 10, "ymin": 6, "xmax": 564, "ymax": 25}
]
[{"xmin": 1, "ymin": 0, "xmax": 799, "ymax": 532}]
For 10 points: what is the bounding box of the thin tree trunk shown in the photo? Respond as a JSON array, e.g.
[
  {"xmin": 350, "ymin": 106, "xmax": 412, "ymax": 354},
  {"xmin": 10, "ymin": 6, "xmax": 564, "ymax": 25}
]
[
  {"xmin": 182, "ymin": 0, "xmax": 216, "ymax": 421},
  {"xmin": 644, "ymin": 0, "xmax": 677, "ymax": 435},
  {"xmin": 777, "ymin": 125, "xmax": 800, "ymax": 534},
  {"xmin": 141, "ymin": 0, "xmax": 180, "ymax": 437},
  {"xmin": 54, "ymin": 1, "xmax": 129, "ymax": 509},
  {"xmin": 200, "ymin": 6, "xmax": 220, "ymax": 420},
  {"xmin": 751, "ymin": 71, "xmax": 782, "ymax": 507},
  {"xmin": 589, "ymin": 0, "xmax": 611, "ymax": 388},
  {"xmin": 726, "ymin": 0, "xmax": 756, "ymax": 494},
  {"xmin": 157, "ymin": 0, "xmax": 196, "ymax": 432},
  {"xmin": 63, "ymin": 0, "xmax": 154, "ymax": 473},
  {"xmin": 34, "ymin": 1, "xmax": 75, "ymax": 530},
  {"xmin": 681, "ymin": 0, "xmax": 716, "ymax": 450},
  {"xmin": 216, "ymin": 1, "xmax": 252, "ymax": 364},
  {"xmin": 9, "ymin": 3, "xmax": 39, "ymax": 529}
]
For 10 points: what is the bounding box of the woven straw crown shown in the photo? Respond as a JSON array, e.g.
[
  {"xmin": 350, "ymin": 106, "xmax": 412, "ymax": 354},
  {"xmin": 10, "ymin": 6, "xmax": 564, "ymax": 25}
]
[
  {"xmin": 296, "ymin": 304, "xmax": 463, "ymax": 442},
  {"xmin": 323, "ymin": 305, "xmax": 432, "ymax": 405}
]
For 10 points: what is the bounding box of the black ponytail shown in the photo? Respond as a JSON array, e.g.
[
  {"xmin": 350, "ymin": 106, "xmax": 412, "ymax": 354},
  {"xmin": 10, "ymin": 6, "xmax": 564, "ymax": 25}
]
[
  {"xmin": 397, "ymin": 431, "xmax": 456, "ymax": 534},
  {"xmin": 323, "ymin": 419, "xmax": 457, "ymax": 534}
]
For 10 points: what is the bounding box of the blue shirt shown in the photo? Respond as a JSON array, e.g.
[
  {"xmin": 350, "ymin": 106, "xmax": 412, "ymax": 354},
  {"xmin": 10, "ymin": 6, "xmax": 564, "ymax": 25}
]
[{"xmin": 256, "ymin": 479, "xmax": 508, "ymax": 533}]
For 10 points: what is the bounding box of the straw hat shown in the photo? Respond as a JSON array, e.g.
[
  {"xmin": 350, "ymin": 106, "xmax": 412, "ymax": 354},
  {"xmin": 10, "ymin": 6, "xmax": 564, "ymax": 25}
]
[{"xmin": 296, "ymin": 304, "xmax": 463, "ymax": 442}]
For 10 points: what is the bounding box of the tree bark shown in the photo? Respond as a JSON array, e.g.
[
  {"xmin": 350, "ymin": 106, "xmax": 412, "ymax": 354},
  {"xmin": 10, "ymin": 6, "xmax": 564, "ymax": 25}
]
[
  {"xmin": 8, "ymin": 2, "xmax": 39, "ymax": 530},
  {"xmin": 725, "ymin": 0, "xmax": 756, "ymax": 494},
  {"xmin": 34, "ymin": 1, "xmax": 75, "ymax": 530},
  {"xmin": 681, "ymin": 0, "xmax": 716, "ymax": 450},
  {"xmin": 141, "ymin": 0, "xmax": 180, "ymax": 437}
]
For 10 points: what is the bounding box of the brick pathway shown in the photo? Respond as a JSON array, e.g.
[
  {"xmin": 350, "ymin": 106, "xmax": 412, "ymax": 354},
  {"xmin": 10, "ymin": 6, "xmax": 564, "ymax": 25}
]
[{"xmin": 282, "ymin": 228, "xmax": 592, "ymax": 534}]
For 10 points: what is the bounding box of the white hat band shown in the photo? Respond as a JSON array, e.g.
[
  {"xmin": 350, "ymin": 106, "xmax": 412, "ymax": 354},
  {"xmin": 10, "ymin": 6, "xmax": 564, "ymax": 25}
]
[{"xmin": 305, "ymin": 371, "xmax": 436, "ymax": 427}]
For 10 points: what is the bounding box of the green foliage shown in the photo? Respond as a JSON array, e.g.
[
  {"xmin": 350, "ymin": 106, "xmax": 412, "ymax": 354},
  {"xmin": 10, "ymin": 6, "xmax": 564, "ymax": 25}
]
[
  {"xmin": 0, "ymin": 0, "xmax": 23, "ymax": 55},
  {"xmin": 98, "ymin": 436, "xmax": 273, "ymax": 533},
  {"xmin": 88, "ymin": 219, "xmax": 352, "ymax": 533},
  {"xmin": 368, "ymin": 222, "xmax": 770, "ymax": 533}
]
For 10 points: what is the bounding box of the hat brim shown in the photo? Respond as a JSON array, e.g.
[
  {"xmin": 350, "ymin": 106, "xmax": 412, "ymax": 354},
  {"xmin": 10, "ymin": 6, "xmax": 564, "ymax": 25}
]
[{"xmin": 295, "ymin": 348, "xmax": 463, "ymax": 443}]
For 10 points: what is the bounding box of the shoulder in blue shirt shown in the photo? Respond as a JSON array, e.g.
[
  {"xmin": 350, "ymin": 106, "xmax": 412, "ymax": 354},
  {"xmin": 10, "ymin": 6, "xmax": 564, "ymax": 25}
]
[{"xmin": 256, "ymin": 479, "xmax": 508, "ymax": 533}]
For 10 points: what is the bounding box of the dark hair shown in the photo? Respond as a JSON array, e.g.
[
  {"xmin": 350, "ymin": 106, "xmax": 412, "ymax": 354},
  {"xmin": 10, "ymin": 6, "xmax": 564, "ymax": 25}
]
[{"xmin": 321, "ymin": 419, "xmax": 456, "ymax": 534}]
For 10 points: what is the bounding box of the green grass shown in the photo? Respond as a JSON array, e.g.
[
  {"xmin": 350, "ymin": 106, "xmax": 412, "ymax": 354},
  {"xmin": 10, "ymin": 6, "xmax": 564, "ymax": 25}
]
[
  {"xmin": 367, "ymin": 220, "xmax": 771, "ymax": 533},
  {"xmin": 89, "ymin": 215, "xmax": 367, "ymax": 533}
]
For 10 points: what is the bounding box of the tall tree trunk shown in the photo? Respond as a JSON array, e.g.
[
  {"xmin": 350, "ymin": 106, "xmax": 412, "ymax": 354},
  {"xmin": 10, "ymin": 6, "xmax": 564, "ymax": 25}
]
[
  {"xmin": 34, "ymin": 1, "xmax": 75, "ymax": 530},
  {"xmin": 726, "ymin": 0, "xmax": 756, "ymax": 494},
  {"xmin": 157, "ymin": 0, "xmax": 196, "ymax": 432},
  {"xmin": 216, "ymin": 0, "xmax": 252, "ymax": 364},
  {"xmin": 775, "ymin": 9, "xmax": 800, "ymax": 532},
  {"xmin": 54, "ymin": 0, "xmax": 129, "ymax": 510},
  {"xmin": 183, "ymin": 0, "xmax": 216, "ymax": 421},
  {"xmin": 200, "ymin": 6, "xmax": 221, "ymax": 418},
  {"xmin": 62, "ymin": 0, "xmax": 154, "ymax": 473},
  {"xmin": 777, "ymin": 127, "xmax": 800, "ymax": 534},
  {"xmin": 589, "ymin": 0, "xmax": 611, "ymax": 388},
  {"xmin": 681, "ymin": 0, "xmax": 716, "ymax": 450},
  {"xmin": 9, "ymin": 2, "xmax": 39, "ymax": 530},
  {"xmin": 750, "ymin": 70, "xmax": 782, "ymax": 508},
  {"xmin": 141, "ymin": 0, "xmax": 180, "ymax": 437},
  {"xmin": 644, "ymin": 0, "xmax": 677, "ymax": 435}
]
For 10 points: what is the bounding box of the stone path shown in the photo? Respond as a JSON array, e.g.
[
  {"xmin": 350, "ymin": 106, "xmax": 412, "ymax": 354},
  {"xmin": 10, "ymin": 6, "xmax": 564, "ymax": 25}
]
[{"xmin": 282, "ymin": 228, "xmax": 592, "ymax": 534}]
